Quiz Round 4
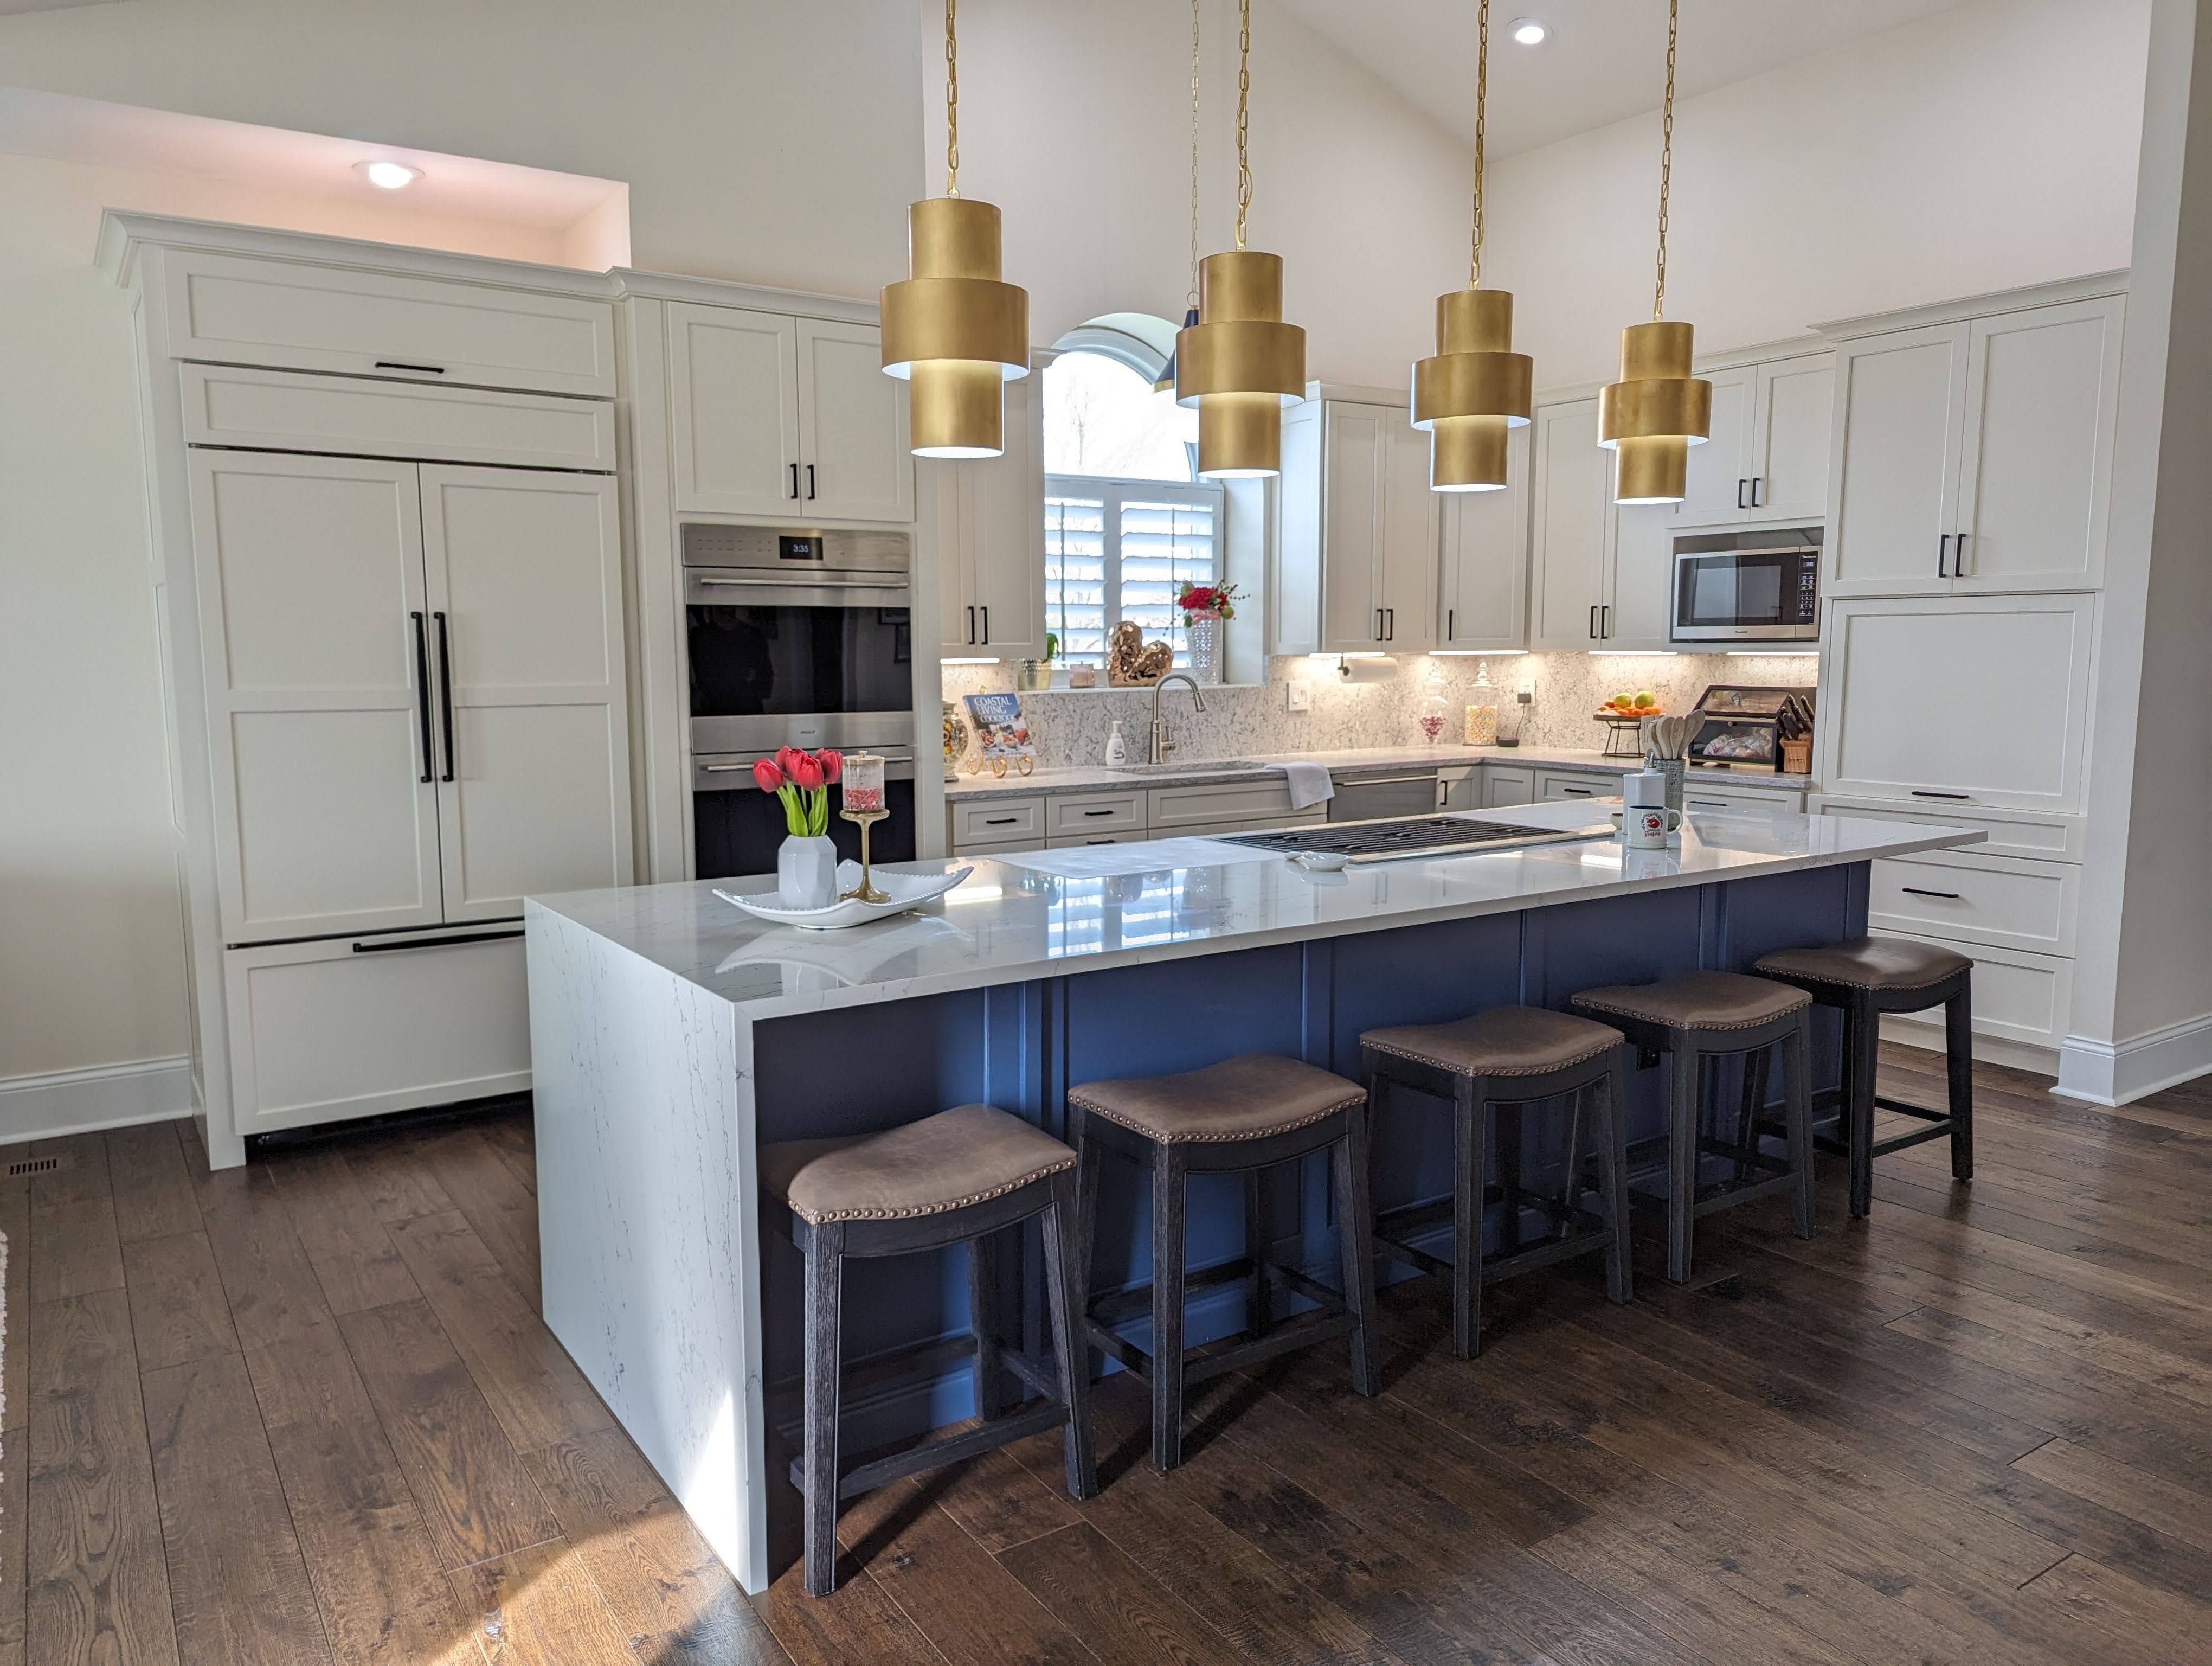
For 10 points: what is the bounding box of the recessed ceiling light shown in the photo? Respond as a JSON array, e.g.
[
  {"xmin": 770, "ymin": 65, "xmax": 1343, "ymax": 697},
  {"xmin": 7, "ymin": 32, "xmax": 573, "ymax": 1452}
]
[
  {"xmin": 356, "ymin": 159, "xmax": 423, "ymax": 190},
  {"xmin": 1509, "ymin": 17, "xmax": 1548, "ymax": 46}
]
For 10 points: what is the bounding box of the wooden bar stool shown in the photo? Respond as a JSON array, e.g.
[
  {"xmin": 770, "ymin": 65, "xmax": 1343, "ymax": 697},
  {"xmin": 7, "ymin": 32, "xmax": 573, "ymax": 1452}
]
[
  {"xmin": 1069, "ymin": 1054, "xmax": 1379, "ymax": 1471},
  {"xmin": 1570, "ymin": 972, "xmax": 1817, "ymax": 1284},
  {"xmin": 761, "ymin": 1103, "xmax": 1095, "ymax": 1597},
  {"xmin": 1753, "ymin": 937, "xmax": 1974, "ymax": 1219},
  {"xmin": 1361, "ymin": 1006, "xmax": 1633, "ymax": 1357}
]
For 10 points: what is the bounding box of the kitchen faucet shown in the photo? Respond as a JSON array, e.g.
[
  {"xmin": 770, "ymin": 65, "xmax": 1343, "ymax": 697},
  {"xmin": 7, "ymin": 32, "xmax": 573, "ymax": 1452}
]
[{"xmin": 1149, "ymin": 671, "xmax": 1205, "ymax": 765}]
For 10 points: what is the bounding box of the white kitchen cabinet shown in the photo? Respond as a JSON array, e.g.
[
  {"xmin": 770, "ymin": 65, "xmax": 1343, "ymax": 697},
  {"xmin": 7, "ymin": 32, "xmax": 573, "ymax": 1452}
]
[
  {"xmin": 1827, "ymin": 296, "xmax": 2122, "ymax": 598},
  {"xmin": 1527, "ymin": 396, "xmax": 1674, "ymax": 651},
  {"xmin": 949, "ymin": 794, "xmax": 1046, "ymax": 850},
  {"xmin": 1675, "ymin": 366, "xmax": 1753, "ymax": 528},
  {"xmin": 1536, "ymin": 770, "xmax": 1610, "ymax": 803},
  {"xmin": 1528, "ymin": 399, "xmax": 1609, "ymax": 650},
  {"xmin": 1817, "ymin": 593, "xmax": 2097, "ymax": 814},
  {"xmin": 1675, "ymin": 354, "xmax": 1835, "ymax": 529},
  {"xmin": 669, "ymin": 301, "xmax": 914, "ymax": 523},
  {"xmin": 1809, "ymin": 794, "xmax": 2085, "ymax": 864},
  {"xmin": 1679, "ymin": 782, "xmax": 1809, "ymax": 813},
  {"xmin": 188, "ymin": 450, "xmax": 446, "ymax": 941},
  {"xmin": 1481, "ymin": 765, "xmax": 1535, "ymax": 808},
  {"xmin": 161, "ymin": 248, "xmax": 618, "ymax": 396},
  {"xmin": 189, "ymin": 450, "xmax": 632, "ymax": 944},
  {"xmin": 1868, "ymin": 847, "xmax": 2079, "ymax": 957},
  {"xmin": 937, "ymin": 370, "xmax": 1044, "ymax": 658},
  {"xmin": 1277, "ymin": 393, "xmax": 1438, "ymax": 654},
  {"xmin": 1437, "ymin": 423, "xmax": 1529, "ymax": 650},
  {"xmin": 1879, "ymin": 933, "xmax": 2076, "ymax": 1053},
  {"xmin": 222, "ymin": 928, "xmax": 531, "ymax": 1134},
  {"xmin": 419, "ymin": 467, "xmax": 632, "ymax": 922}
]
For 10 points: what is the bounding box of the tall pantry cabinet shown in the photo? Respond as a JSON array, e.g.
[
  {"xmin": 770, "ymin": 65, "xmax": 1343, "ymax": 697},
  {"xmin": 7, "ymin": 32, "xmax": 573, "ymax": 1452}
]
[
  {"xmin": 107, "ymin": 216, "xmax": 634, "ymax": 1167},
  {"xmin": 1811, "ymin": 273, "xmax": 2127, "ymax": 1062}
]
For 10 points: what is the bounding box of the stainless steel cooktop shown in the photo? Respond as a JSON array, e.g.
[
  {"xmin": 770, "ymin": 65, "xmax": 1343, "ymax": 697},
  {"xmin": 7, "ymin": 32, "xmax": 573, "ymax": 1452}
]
[{"xmin": 1221, "ymin": 815, "xmax": 1615, "ymax": 863}]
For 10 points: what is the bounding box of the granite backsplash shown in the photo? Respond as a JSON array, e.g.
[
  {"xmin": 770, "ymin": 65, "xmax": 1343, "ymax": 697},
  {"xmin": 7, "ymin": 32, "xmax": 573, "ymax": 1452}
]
[{"xmin": 941, "ymin": 652, "xmax": 1819, "ymax": 771}]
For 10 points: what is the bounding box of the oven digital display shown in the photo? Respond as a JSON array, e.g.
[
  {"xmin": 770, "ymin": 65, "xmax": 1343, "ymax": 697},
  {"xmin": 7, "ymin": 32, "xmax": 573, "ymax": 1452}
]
[{"xmin": 778, "ymin": 536, "xmax": 822, "ymax": 562}]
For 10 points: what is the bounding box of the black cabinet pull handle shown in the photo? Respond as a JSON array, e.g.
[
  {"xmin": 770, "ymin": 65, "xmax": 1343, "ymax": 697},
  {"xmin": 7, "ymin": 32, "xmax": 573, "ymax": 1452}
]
[
  {"xmin": 1900, "ymin": 887, "xmax": 1963, "ymax": 900},
  {"xmin": 1446, "ymin": 607, "xmax": 1455, "ymax": 639},
  {"xmin": 1385, "ymin": 607, "xmax": 1396, "ymax": 640},
  {"xmin": 1737, "ymin": 478, "xmax": 1748, "ymax": 509},
  {"xmin": 807, "ymin": 463, "xmax": 816, "ymax": 500},
  {"xmin": 353, "ymin": 927, "xmax": 524, "ymax": 954},
  {"xmin": 1561, "ymin": 786, "xmax": 1593, "ymax": 796},
  {"xmin": 374, "ymin": 360, "xmax": 444, "ymax": 375},
  {"xmin": 980, "ymin": 605, "xmax": 989, "ymax": 644},
  {"xmin": 1600, "ymin": 605, "xmax": 1611, "ymax": 638},
  {"xmin": 789, "ymin": 463, "xmax": 800, "ymax": 499},
  {"xmin": 1589, "ymin": 604, "xmax": 1599, "ymax": 640},
  {"xmin": 965, "ymin": 605, "xmax": 975, "ymax": 644},
  {"xmin": 1938, "ymin": 534, "xmax": 1951, "ymax": 576},
  {"xmin": 410, "ymin": 611, "xmax": 434, "ymax": 783},
  {"xmin": 1909, "ymin": 789, "xmax": 1971, "ymax": 799},
  {"xmin": 433, "ymin": 611, "xmax": 457, "ymax": 783},
  {"xmin": 1082, "ymin": 808, "xmax": 1115, "ymax": 817},
  {"xmin": 1953, "ymin": 532, "xmax": 1969, "ymax": 575},
  {"xmin": 984, "ymin": 815, "xmax": 1017, "ymax": 825},
  {"xmin": 1751, "ymin": 477, "xmax": 1764, "ymax": 508}
]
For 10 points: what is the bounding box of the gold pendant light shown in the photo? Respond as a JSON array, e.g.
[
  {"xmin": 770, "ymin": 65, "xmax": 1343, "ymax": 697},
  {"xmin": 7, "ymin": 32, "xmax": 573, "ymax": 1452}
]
[
  {"xmin": 1154, "ymin": 0, "xmax": 1204, "ymax": 394},
  {"xmin": 1174, "ymin": 0, "xmax": 1305, "ymax": 478},
  {"xmin": 881, "ymin": 0, "xmax": 1030, "ymax": 458},
  {"xmin": 1412, "ymin": 0, "xmax": 1532, "ymax": 492},
  {"xmin": 1599, "ymin": 0, "xmax": 1708, "ymax": 503}
]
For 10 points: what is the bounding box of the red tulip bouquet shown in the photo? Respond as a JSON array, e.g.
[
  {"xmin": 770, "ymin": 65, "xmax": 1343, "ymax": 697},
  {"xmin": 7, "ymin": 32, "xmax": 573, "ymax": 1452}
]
[{"xmin": 750, "ymin": 747, "xmax": 842, "ymax": 837}]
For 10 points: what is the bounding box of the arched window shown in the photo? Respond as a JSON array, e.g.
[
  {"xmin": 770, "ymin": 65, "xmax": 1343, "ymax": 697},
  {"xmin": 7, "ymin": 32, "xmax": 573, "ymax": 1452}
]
[{"xmin": 1041, "ymin": 317, "xmax": 1223, "ymax": 672}]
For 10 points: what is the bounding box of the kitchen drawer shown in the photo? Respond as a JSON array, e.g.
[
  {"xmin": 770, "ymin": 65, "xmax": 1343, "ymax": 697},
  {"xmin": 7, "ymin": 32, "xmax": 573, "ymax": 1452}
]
[
  {"xmin": 1046, "ymin": 791, "xmax": 1146, "ymax": 837},
  {"xmin": 1810, "ymin": 794, "xmax": 2084, "ymax": 863},
  {"xmin": 1874, "ymin": 931, "xmax": 2074, "ymax": 1052},
  {"xmin": 1156, "ymin": 810, "xmax": 1330, "ymax": 841},
  {"xmin": 1869, "ymin": 849, "xmax": 2079, "ymax": 956},
  {"xmin": 1046, "ymin": 831, "xmax": 1144, "ymax": 848},
  {"xmin": 1679, "ymin": 783, "xmax": 1806, "ymax": 813},
  {"xmin": 1481, "ymin": 765, "xmax": 1535, "ymax": 808},
  {"xmin": 222, "ymin": 926, "xmax": 530, "ymax": 1134},
  {"xmin": 164, "ymin": 249, "xmax": 618, "ymax": 396},
  {"xmin": 181, "ymin": 364, "xmax": 617, "ymax": 470},
  {"xmin": 1536, "ymin": 770, "xmax": 1617, "ymax": 803},
  {"xmin": 950, "ymin": 795, "xmax": 1045, "ymax": 849},
  {"xmin": 1147, "ymin": 779, "xmax": 1307, "ymax": 830}
]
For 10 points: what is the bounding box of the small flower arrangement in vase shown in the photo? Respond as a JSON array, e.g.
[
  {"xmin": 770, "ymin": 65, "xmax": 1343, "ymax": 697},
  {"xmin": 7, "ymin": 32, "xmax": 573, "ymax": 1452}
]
[
  {"xmin": 750, "ymin": 746, "xmax": 842, "ymax": 907},
  {"xmin": 1175, "ymin": 580, "xmax": 1240, "ymax": 685}
]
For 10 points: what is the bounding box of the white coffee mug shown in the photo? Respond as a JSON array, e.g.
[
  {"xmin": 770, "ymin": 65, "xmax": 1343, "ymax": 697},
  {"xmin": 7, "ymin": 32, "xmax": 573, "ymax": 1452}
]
[{"xmin": 1624, "ymin": 804, "xmax": 1683, "ymax": 849}]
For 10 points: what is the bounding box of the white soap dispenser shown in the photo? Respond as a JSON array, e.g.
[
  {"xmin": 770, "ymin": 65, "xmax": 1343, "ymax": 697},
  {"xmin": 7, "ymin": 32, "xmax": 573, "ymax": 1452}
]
[{"xmin": 1104, "ymin": 719, "xmax": 1128, "ymax": 766}]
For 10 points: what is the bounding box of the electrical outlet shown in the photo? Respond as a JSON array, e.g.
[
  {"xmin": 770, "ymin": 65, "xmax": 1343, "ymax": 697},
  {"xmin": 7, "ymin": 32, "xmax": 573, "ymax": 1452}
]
[{"xmin": 1285, "ymin": 680, "xmax": 1312, "ymax": 713}]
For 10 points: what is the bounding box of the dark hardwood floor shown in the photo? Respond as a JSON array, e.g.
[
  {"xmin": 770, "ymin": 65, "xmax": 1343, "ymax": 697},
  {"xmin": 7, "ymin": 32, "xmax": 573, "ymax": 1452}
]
[{"xmin": 3, "ymin": 1042, "xmax": 2209, "ymax": 1664}]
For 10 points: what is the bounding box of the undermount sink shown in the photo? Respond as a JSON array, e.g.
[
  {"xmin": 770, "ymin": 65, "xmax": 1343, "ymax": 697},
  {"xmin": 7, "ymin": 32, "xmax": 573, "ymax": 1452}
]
[{"xmin": 1108, "ymin": 758, "xmax": 1269, "ymax": 776}]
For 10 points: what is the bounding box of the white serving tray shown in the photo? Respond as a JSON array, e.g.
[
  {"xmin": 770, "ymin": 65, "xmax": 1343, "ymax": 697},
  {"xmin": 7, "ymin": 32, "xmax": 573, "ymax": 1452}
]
[{"xmin": 714, "ymin": 862, "xmax": 973, "ymax": 931}]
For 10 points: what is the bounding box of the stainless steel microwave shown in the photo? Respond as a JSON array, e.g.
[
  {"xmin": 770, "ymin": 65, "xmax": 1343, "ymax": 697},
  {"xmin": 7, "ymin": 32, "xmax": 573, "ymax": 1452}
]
[{"xmin": 1671, "ymin": 528, "xmax": 1822, "ymax": 642}]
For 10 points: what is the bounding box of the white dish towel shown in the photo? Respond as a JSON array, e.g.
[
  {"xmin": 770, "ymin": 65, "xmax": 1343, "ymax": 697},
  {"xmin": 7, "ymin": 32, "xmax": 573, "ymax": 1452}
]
[{"xmin": 1274, "ymin": 761, "xmax": 1335, "ymax": 811}]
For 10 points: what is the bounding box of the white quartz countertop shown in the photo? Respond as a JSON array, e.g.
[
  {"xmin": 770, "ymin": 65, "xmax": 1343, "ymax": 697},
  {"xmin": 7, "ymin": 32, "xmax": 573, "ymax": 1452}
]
[
  {"xmin": 942, "ymin": 744, "xmax": 1814, "ymax": 799},
  {"xmin": 530, "ymin": 801, "xmax": 1976, "ymax": 1023}
]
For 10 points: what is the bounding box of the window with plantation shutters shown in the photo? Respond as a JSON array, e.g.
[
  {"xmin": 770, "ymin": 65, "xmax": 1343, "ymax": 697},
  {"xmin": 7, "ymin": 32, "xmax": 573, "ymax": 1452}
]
[{"xmin": 1039, "ymin": 347, "xmax": 1225, "ymax": 670}]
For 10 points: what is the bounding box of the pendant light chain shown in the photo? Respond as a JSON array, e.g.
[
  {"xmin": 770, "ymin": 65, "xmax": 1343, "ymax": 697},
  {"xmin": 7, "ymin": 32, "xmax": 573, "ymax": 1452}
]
[
  {"xmin": 944, "ymin": 0, "xmax": 961, "ymax": 197},
  {"xmin": 1188, "ymin": 0, "xmax": 1202, "ymax": 309},
  {"xmin": 1652, "ymin": 0, "xmax": 1678, "ymax": 321},
  {"xmin": 1234, "ymin": 0, "xmax": 1252, "ymax": 251},
  {"xmin": 1470, "ymin": 0, "xmax": 1489, "ymax": 288}
]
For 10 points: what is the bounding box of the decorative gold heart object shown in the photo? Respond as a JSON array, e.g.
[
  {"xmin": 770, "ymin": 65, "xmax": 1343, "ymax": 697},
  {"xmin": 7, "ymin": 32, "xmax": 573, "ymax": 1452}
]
[{"xmin": 1106, "ymin": 620, "xmax": 1174, "ymax": 686}]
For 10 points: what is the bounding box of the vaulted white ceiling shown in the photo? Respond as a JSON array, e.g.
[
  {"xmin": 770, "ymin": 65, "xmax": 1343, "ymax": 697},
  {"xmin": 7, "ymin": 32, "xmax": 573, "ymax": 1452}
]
[{"xmin": 1275, "ymin": 0, "xmax": 1983, "ymax": 155}]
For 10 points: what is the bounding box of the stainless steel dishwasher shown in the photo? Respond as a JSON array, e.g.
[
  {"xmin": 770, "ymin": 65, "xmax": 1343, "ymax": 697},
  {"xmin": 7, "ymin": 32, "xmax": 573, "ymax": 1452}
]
[{"xmin": 1328, "ymin": 767, "xmax": 1442, "ymax": 822}]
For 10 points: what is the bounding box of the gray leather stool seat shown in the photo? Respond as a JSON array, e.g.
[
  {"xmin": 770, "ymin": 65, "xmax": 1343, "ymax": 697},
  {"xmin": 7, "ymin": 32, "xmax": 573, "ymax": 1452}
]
[
  {"xmin": 1069, "ymin": 1054, "xmax": 1380, "ymax": 1471},
  {"xmin": 1361, "ymin": 1006, "xmax": 1633, "ymax": 1357},
  {"xmin": 1754, "ymin": 935, "xmax": 1975, "ymax": 1219},
  {"xmin": 763, "ymin": 1104, "xmax": 1095, "ymax": 1596},
  {"xmin": 1571, "ymin": 971, "xmax": 1817, "ymax": 1283}
]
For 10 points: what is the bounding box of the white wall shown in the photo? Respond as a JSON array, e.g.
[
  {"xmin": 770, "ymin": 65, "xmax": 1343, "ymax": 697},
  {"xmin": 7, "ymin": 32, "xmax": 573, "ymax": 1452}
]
[
  {"xmin": 951, "ymin": 0, "xmax": 1475, "ymax": 386},
  {"xmin": 2065, "ymin": 0, "xmax": 2212, "ymax": 1103},
  {"xmin": 1483, "ymin": 0, "xmax": 2152, "ymax": 385},
  {"xmin": 0, "ymin": 0, "xmax": 923, "ymax": 295}
]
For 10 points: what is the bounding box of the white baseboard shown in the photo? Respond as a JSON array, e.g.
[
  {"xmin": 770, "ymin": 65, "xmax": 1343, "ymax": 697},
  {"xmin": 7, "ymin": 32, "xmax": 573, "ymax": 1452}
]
[
  {"xmin": 2057, "ymin": 1015, "xmax": 2212, "ymax": 1106},
  {"xmin": 0, "ymin": 1055, "xmax": 195, "ymax": 1143},
  {"xmin": 1879, "ymin": 1016, "xmax": 2058, "ymax": 1078}
]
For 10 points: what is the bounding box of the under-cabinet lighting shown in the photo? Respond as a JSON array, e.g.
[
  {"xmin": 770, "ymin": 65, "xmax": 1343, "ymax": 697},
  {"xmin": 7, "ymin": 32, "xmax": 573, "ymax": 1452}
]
[
  {"xmin": 356, "ymin": 159, "xmax": 423, "ymax": 190},
  {"xmin": 1307, "ymin": 652, "xmax": 1387, "ymax": 661},
  {"xmin": 1589, "ymin": 650, "xmax": 1678, "ymax": 657},
  {"xmin": 1432, "ymin": 649, "xmax": 1528, "ymax": 656},
  {"xmin": 940, "ymin": 656, "xmax": 1001, "ymax": 664},
  {"xmin": 1727, "ymin": 650, "xmax": 1820, "ymax": 657},
  {"xmin": 1509, "ymin": 17, "xmax": 1549, "ymax": 46}
]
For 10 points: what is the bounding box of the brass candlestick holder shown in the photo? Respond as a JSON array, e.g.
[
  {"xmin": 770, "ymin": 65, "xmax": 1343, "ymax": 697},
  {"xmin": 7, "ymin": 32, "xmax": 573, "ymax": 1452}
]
[{"xmin": 838, "ymin": 752, "xmax": 891, "ymax": 904}]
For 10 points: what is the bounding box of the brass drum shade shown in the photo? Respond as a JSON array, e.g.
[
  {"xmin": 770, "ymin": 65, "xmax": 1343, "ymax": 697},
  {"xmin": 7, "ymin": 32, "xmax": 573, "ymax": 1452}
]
[
  {"xmin": 1413, "ymin": 288, "xmax": 1531, "ymax": 491},
  {"xmin": 1175, "ymin": 249, "xmax": 1306, "ymax": 478},
  {"xmin": 1429, "ymin": 416, "xmax": 1511, "ymax": 491},
  {"xmin": 882, "ymin": 197, "xmax": 1030, "ymax": 458},
  {"xmin": 1598, "ymin": 319, "xmax": 1709, "ymax": 503}
]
